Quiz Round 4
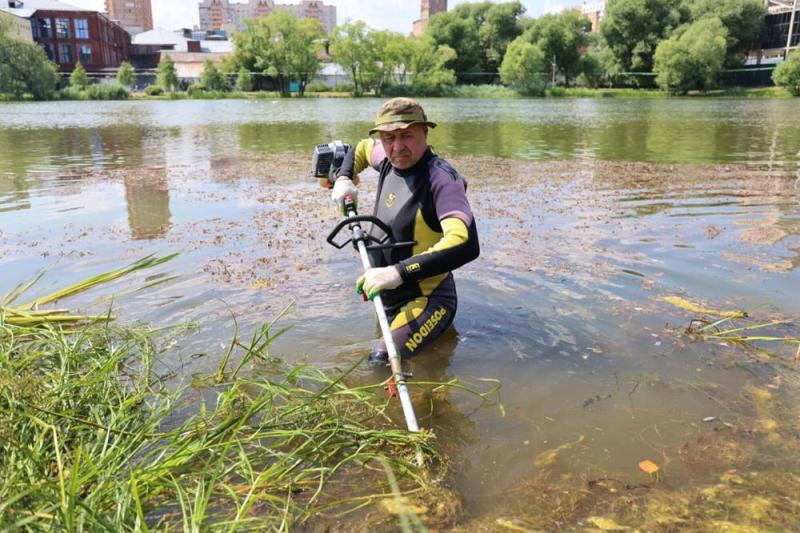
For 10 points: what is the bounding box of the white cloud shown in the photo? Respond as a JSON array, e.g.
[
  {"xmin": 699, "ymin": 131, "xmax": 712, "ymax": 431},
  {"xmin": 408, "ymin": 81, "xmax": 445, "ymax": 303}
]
[{"xmin": 542, "ymin": 0, "xmax": 569, "ymax": 15}]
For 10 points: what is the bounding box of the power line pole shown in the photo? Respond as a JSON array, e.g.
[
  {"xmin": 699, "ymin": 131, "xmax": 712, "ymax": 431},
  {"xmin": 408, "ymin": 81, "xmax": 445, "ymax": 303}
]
[{"xmin": 786, "ymin": 0, "xmax": 798, "ymax": 58}]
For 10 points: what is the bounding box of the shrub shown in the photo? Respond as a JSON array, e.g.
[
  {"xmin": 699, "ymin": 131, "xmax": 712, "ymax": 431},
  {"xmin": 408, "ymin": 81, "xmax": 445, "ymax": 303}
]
[
  {"xmin": 578, "ymin": 50, "xmax": 605, "ymax": 89},
  {"xmin": 382, "ymin": 85, "xmax": 412, "ymax": 97},
  {"xmin": 0, "ymin": 29, "xmax": 60, "ymax": 100},
  {"xmin": 411, "ymin": 69, "xmax": 457, "ymax": 96},
  {"xmin": 69, "ymin": 63, "xmax": 89, "ymax": 89},
  {"xmin": 653, "ymin": 17, "xmax": 727, "ymax": 95},
  {"xmin": 116, "ymin": 61, "xmax": 135, "ymax": 88},
  {"xmin": 235, "ymin": 67, "xmax": 254, "ymax": 92},
  {"xmin": 332, "ymin": 82, "xmax": 354, "ymax": 93},
  {"xmin": 499, "ymin": 38, "xmax": 547, "ymax": 96},
  {"xmin": 547, "ymin": 86, "xmax": 567, "ymax": 97},
  {"xmin": 186, "ymin": 83, "xmax": 207, "ymax": 96},
  {"xmin": 86, "ymin": 82, "xmax": 129, "ymax": 100},
  {"xmin": 57, "ymin": 86, "xmax": 87, "ymax": 100},
  {"xmin": 305, "ymin": 80, "xmax": 330, "ymax": 92},
  {"xmin": 200, "ymin": 59, "xmax": 230, "ymax": 91},
  {"xmin": 772, "ymin": 49, "xmax": 800, "ymax": 96},
  {"xmin": 144, "ymin": 84, "xmax": 164, "ymax": 96},
  {"xmin": 452, "ymin": 84, "xmax": 517, "ymax": 98},
  {"xmin": 157, "ymin": 54, "xmax": 179, "ymax": 92}
]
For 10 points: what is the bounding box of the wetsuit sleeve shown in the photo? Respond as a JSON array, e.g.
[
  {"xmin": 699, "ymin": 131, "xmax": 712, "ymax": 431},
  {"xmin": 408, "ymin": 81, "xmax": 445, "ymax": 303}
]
[
  {"xmin": 396, "ymin": 161, "xmax": 480, "ymax": 282},
  {"xmin": 336, "ymin": 139, "xmax": 383, "ymax": 180}
]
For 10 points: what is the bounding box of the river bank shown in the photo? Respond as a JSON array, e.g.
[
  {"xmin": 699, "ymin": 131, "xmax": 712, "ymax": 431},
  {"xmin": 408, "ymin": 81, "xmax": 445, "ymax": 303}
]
[{"xmin": 0, "ymin": 85, "xmax": 793, "ymax": 103}]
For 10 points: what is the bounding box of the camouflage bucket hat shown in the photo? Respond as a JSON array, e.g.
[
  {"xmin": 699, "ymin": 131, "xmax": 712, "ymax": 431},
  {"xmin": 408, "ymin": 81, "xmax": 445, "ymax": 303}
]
[{"xmin": 369, "ymin": 97, "xmax": 437, "ymax": 135}]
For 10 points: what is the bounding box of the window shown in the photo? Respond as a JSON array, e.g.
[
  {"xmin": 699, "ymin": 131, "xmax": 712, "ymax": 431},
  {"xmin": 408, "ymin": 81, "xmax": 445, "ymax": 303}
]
[
  {"xmin": 59, "ymin": 44, "xmax": 73, "ymax": 64},
  {"xmin": 74, "ymin": 19, "xmax": 89, "ymax": 39},
  {"xmin": 79, "ymin": 45, "xmax": 92, "ymax": 65},
  {"xmin": 41, "ymin": 43, "xmax": 55, "ymax": 62},
  {"xmin": 56, "ymin": 18, "xmax": 71, "ymax": 39},
  {"xmin": 38, "ymin": 18, "xmax": 52, "ymax": 38}
]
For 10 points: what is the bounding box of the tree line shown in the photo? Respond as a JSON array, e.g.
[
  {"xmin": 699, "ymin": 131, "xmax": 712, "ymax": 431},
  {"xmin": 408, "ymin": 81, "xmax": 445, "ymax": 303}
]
[
  {"xmin": 222, "ymin": 0, "xmax": 797, "ymax": 96},
  {"xmin": 2, "ymin": 1, "xmax": 800, "ymax": 100}
]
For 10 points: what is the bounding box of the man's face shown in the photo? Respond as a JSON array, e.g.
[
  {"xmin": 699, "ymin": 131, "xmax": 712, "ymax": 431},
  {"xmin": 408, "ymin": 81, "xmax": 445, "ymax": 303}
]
[{"xmin": 379, "ymin": 124, "xmax": 428, "ymax": 170}]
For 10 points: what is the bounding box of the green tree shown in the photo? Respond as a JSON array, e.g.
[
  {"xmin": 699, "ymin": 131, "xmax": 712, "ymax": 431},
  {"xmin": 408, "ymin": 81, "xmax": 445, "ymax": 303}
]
[
  {"xmin": 426, "ymin": 1, "xmax": 525, "ymax": 83},
  {"xmin": 480, "ymin": 1, "xmax": 527, "ymax": 72},
  {"xmin": 578, "ymin": 47, "xmax": 605, "ymax": 88},
  {"xmin": 0, "ymin": 22, "xmax": 59, "ymax": 100},
  {"xmin": 684, "ymin": 0, "xmax": 765, "ymax": 67},
  {"xmin": 600, "ymin": 0, "xmax": 690, "ymax": 73},
  {"xmin": 407, "ymin": 36, "xmax": 457, "ymax": 95},
  {"xmin": 116, "ymin": 61, "xmax": 135, "ymax": 88},
  {"xmin": 522, "ymin": 10, "xmax": 590, "ymax": 85},
  {"xmin": 427, "ymin": 14, "xmax": 481, "ymax": 82},
  {"xmin": 772, "ymin": 49, "xmax": 800, "ymax": 96},
  {"xmin": 329, "ymin": 21, "xmax": 373, "ymax": 95},
  {"xmin": 235, "ymin": 67, "xmax": 254, "ymax": 91},
  {"xmin": 200, "ymin": 59, "xmax": 229, "ymax": 91},
  {"xmin": 231, "ymin": 11, "xmax": 324, "ymax": 96},
  {"xmin": 157, "ymin": 54, "xmax": 179, "ymax": 92},
  {"xmin": 69, "ymin": 63, "xmax": 89, "ymax": 88},
  {"xmin": 499, "ymin": 37, "xmax": 547, "ymax": 95},
  {"xmin": 653, "ymin": 16, "xmax": 727, "ymax": 94},
  {"xmin": 365, "ymin": 30, "xmax": 407, "ymax": 95}
]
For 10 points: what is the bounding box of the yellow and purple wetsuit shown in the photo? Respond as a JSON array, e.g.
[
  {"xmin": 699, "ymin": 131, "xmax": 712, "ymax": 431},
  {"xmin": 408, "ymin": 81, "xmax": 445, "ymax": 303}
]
[{"xmin": 338, "ymin": 139, "xmax": 480, "ymax": 359}]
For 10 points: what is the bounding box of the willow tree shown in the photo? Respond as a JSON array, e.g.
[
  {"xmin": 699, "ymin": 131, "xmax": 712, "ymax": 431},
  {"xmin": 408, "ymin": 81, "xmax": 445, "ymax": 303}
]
[
  {"xmin": 329, "ymin": 21, "xmax": 373, "ymax": 96},
  {"xmin": 231, "ymin": 11, "xmax": 324, "ymax": 96},
  {"xmin": 0, "ymin": 19, "xmax": 59, "ymax": 100}
]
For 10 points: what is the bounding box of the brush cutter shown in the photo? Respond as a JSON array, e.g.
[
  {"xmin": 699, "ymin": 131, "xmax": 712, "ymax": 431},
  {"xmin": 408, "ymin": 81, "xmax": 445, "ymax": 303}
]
[{"xmin": 327, "ymin": 195, "xmax": 420, "ymax": 433}]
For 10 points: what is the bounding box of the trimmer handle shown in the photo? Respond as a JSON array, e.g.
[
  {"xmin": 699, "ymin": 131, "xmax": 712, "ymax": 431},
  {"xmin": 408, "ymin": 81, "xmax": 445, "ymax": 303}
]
[{"xmin": 344, "ymin": 195, "xmax": 357, "ymax": 215}]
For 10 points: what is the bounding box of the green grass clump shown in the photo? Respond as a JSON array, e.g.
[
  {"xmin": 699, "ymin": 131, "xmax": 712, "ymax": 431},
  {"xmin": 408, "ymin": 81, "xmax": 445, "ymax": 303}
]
[
  {"xmin": 0, "ymin": 257, "xmax": 445, "ymax": 529},
  {"xmin": 0, "ymin": 318, "xmax": 438, "ymax": 530}
]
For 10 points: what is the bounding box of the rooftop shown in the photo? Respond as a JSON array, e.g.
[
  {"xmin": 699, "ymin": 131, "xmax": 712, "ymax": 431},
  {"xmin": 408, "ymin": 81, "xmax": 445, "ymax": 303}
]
[
  {"xmin": 133, "ymin": 27, "xmax": 234, "ymax": 53},
  {"xmin": 0, "ymin": 0, "xmax": 90, "ymax": 18}
]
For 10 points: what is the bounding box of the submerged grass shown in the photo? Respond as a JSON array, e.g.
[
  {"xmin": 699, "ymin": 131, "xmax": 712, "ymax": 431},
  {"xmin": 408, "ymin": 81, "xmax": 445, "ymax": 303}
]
[
  {"xmin": 0, "ymin": 318, "xmax": 440, "ymax": 530},
  {"xmin": 685, "ymin": 315, "xmax": 800, "ymax": 363}
]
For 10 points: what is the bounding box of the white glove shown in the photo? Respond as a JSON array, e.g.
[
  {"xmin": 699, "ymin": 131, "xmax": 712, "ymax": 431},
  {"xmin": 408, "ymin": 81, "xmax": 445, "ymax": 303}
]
[
  {"xmin": 331, "ymin": 177, "xmax": 358, "ymax": 214},
  {"xmin": 357, "ymin": 266, "xmax": 403, "ymax": 300}
]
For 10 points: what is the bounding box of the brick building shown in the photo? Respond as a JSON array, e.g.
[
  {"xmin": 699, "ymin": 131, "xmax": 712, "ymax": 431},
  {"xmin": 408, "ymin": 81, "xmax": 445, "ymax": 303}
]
[
  {"xmin": 413, "ymin": 0, "xmax": 447, "ymax": 37},
  {"xmin": 105, "ymin": 0, "xmax": 153, "ymax": 35},
  {"xmin": 581, "ymin": 1, "xmax": 606, "ymax": 33},
  {"xmin": 2, "ymin": 0, "xmax": 130, "ymax": 73}
]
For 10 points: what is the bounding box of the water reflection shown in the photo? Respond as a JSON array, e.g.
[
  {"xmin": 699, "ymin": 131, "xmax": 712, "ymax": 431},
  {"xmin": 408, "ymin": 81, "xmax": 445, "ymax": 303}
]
[
  {"xmin": 0, "ymin": 175, "xmax": 31, "ymax": 213},
  {"xmin": 124, "ymin": 172, "xmax": 171, "ymax": 240},
  {"xmin": 2, "ymin": 100, "xmax": 799, "ymax": 180}
]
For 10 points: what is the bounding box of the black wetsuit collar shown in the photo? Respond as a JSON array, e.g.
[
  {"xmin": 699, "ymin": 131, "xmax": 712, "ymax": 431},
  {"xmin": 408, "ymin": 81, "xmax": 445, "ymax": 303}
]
[{"xmin": 392, "ymin": 147, "xmax": 435, "ymax": 177}]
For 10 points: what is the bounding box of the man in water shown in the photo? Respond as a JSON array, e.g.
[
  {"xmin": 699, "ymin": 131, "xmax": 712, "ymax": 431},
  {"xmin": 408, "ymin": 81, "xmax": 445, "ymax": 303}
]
[{"xmin": 330, "ymin": 97, "xmax": 480, "ymax": 365}]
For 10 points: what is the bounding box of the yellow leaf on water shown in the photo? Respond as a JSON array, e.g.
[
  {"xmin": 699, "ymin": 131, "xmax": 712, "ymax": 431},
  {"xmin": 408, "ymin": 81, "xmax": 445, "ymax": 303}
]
[
  {"xmin": 587, "ymin": 516, "xmax": 630, "ymax": 531},
  {"xmin": 660, "ymin": 296, "xmax": 747, "ymax": 318},
  {"xmin": 639, "ymin": 459, "xmax": 659, "ymax": 474}
]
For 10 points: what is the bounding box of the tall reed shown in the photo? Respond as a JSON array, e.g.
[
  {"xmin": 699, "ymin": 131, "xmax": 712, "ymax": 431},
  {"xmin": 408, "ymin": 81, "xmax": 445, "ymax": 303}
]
[{"xmin": 0, "ymin": 319, "xmax": 438, "ymax": 530}]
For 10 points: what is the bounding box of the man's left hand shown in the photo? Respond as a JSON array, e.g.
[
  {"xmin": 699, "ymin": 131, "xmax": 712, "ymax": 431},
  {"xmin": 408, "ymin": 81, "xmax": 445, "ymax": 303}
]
[{"xmin": 356, "ymin": 266, "xmax": 402, "ymax": 301}]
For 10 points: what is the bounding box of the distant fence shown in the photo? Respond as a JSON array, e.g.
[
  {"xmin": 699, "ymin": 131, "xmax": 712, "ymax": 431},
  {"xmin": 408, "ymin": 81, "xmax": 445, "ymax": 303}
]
[{"xmin": 57, "ymin": 63, "xmax": 780, "ymax": 92}]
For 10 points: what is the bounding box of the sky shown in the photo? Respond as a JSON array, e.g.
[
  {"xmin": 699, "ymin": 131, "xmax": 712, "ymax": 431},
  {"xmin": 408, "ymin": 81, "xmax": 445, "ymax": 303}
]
[{"xmin": 63, "ymin": 0, "xmax": 585, "ymax": 33}]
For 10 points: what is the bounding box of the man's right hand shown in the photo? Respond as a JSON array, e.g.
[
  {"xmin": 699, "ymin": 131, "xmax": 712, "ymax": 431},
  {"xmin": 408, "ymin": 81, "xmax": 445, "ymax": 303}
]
[{"xmin": 331, "ymin": 177, "xmax": 358, "ymax": 214}]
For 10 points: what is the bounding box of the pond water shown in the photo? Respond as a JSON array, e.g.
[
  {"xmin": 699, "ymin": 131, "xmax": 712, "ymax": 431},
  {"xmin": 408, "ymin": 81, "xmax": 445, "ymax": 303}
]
[{"xmin": 2, "ymin": 98, "xmax": 799, "ymax": 529}]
